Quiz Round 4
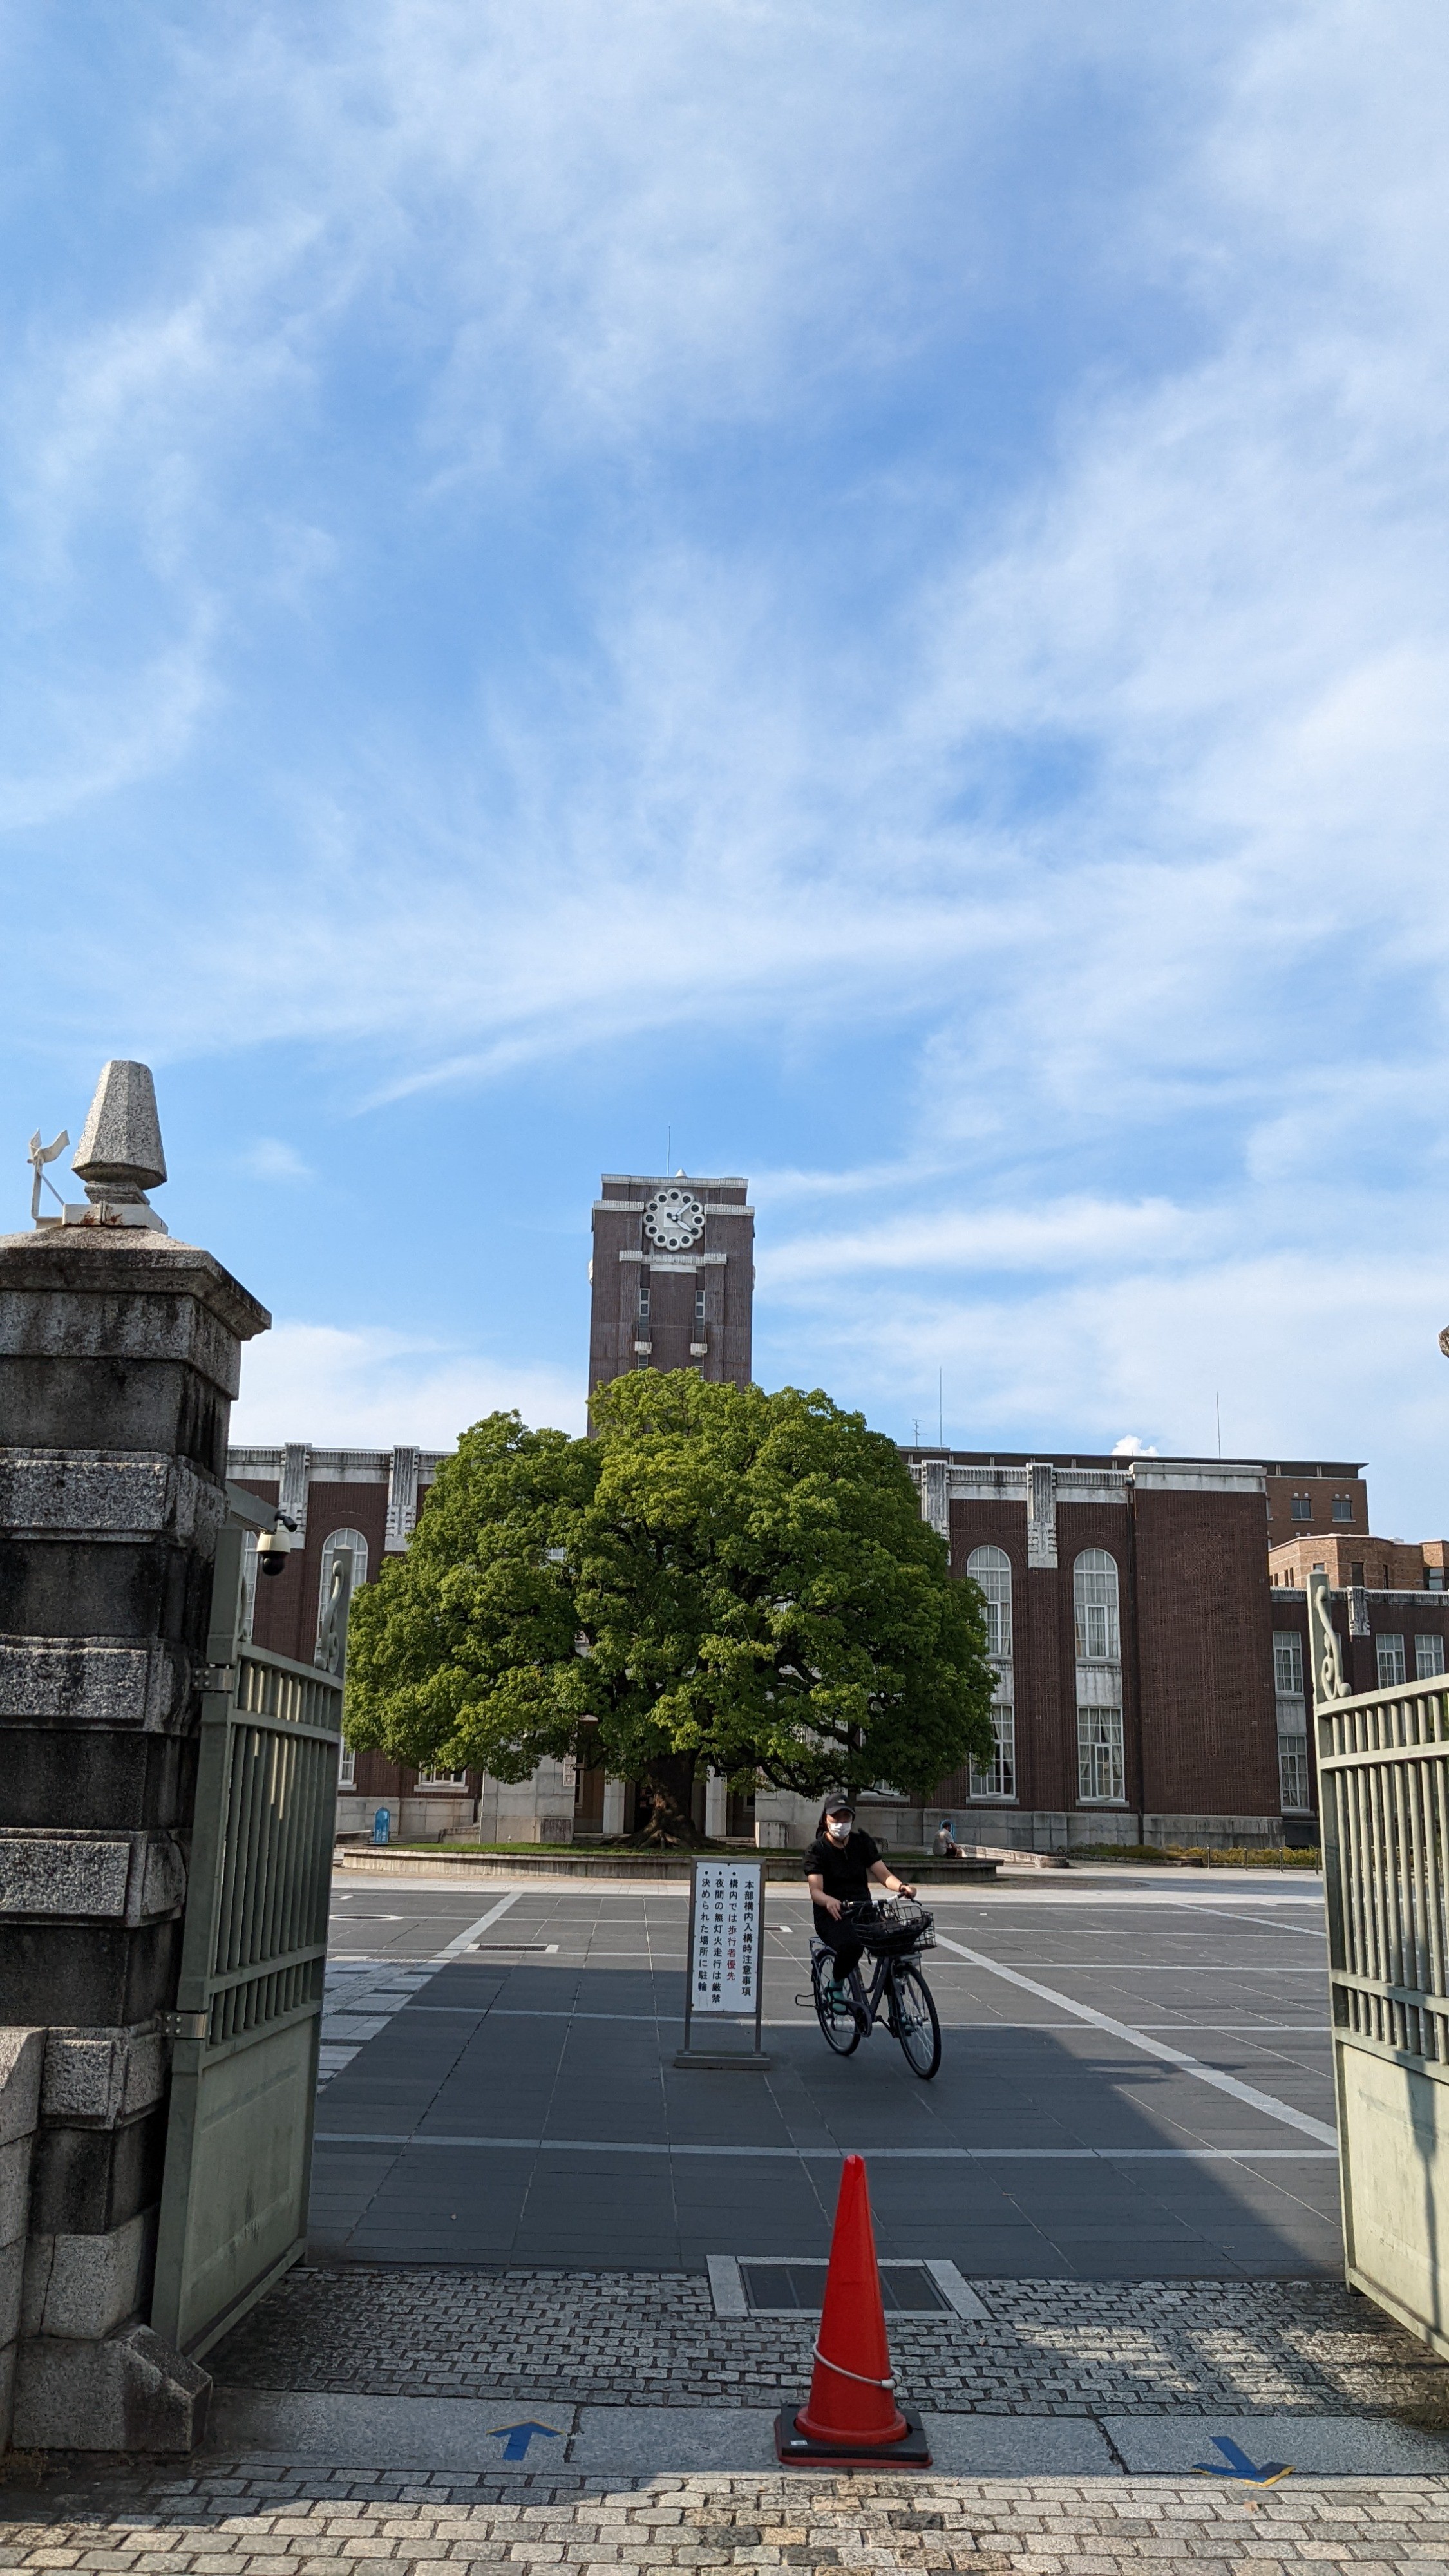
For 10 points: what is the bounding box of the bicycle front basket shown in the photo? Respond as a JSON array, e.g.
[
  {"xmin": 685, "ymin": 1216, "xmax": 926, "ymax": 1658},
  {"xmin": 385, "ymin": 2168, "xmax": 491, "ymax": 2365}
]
[{"xmin": 860, "ymin": 1897, "xmax": 936, "ymax": 1955}]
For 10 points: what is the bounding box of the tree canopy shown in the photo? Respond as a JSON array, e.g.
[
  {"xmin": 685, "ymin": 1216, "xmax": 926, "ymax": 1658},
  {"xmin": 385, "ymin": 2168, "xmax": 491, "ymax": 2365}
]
[{"xmin": 345, "ymin": 1370, "xmax": 996, "ymax": 1838}]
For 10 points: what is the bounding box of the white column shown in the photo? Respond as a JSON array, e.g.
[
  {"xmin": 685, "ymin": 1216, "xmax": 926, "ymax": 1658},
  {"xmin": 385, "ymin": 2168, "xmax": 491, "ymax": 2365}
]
[
  {"xmin": 704, "ymin": 1771, "xmax": 728, "ymax": 1839},
  {"xmin": 602, "ymin": 1777, "xmax": 626, "ymax": 1835}
]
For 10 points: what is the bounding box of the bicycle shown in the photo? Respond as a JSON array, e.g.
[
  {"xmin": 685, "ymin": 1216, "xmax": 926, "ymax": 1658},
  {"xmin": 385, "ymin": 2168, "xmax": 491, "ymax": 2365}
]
[{"xmin": 808, "ymin": 1897, "xmax": 942, "ymax": 2079}]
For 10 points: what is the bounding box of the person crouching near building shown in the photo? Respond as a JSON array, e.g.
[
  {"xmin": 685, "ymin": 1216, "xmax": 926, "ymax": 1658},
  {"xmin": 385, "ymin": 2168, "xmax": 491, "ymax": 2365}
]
[{"xmin": 805, "ymin": 1796, "xmax": 916, "ymax": 2010}]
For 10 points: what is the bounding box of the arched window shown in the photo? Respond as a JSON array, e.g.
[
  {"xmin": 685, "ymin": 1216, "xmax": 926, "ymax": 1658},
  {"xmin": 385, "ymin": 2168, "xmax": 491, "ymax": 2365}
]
[
  {"xmin": 1074, "ymin": 1549, "xmax": 1120, "ymax": 1662},
  {"xmin": 966, "ymin": 1546, "xmax": 1012, "ymax": 1661},
  {"xmin": 317, "ymin": 1527, "xmax": 368, "ymax": 1654}
]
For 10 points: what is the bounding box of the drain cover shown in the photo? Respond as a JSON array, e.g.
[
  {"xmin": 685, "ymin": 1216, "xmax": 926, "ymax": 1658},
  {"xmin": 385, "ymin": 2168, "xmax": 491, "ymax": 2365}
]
[{"xmin": 740, "ymin": 2260, "xmax": 949, "ymax": 2314}]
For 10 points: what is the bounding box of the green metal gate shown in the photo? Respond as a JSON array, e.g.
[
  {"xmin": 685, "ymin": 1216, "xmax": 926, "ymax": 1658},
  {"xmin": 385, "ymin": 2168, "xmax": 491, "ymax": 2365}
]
[
  {"xmin": 150, "ymin": 1519, "xmax": 352, "ymax": 2358},
  {"xmin": 1311, "ymin": 1567, "xmax": 1449, "ymax": 2356}
]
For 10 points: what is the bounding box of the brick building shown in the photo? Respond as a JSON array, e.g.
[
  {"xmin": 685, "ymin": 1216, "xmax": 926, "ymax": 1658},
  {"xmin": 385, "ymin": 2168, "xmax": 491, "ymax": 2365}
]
[
  {"xmin": 1268, "ymin": 1531, "xmax": 1448, "ymax": 1595},
  {"xmin": 1263, "ymin": 1459, "xmax": 1369, "ymax": 1544},
  {"xmin": 1264, "ymin": 1530, "xmax": 1448, "ymax": 1835},
  {"xmin": 225, "ymin": 1442, "xmax": 487, "ymax": 1839},
  {"xmin": 229, "ymin": 1166, "xmax": 1436, "ymax": 1855},
  {"xmin": 589, "ymin": 1171, "xmax": 753, "ymax": 1401},
  {"xmin": 834, "ymin": 1449, "xmax": 1286, "ymax": 1855},
  {"xmin": 229, "ymin": 1427, "xmax": 1448, "ymax": 1857}
]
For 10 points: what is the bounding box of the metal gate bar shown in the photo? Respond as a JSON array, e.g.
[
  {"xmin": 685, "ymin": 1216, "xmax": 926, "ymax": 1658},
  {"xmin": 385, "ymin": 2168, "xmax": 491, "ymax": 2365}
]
[
  {"xmin": 150, "ymin": 1524, "xmax": 350, "ymax": 2358},
  {"xmin": 1311, "ymin": 1568, "xmax": 1449, "ymax": 2356}
]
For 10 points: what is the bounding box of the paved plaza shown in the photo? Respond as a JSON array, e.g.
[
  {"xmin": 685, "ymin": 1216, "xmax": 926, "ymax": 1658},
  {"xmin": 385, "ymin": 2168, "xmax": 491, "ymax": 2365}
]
[
  {"xmin": 5, "ymin": 2468, "xmax": 1449, "ymax": 2574},
  {"xmin": 310, "ymin": 1869, "xmax": 1340, "ymax": 2275},
  {"xmin": 12, "ymin": 1864, "xmax": 1449, "ymax": 2562}
]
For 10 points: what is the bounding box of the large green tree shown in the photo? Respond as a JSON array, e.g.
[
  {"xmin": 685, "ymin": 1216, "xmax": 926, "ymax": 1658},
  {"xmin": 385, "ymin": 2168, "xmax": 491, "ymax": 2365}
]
[{"xmin": 346, "ymin": 1370, "xmax": 996, "ymax": 1842}]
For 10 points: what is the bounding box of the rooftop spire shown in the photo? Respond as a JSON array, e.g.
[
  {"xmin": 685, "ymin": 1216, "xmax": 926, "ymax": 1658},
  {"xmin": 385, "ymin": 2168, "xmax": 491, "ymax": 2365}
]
[{"xmin": 66, "ymin": 1061, "xmax": 168, "ymax": 1231}]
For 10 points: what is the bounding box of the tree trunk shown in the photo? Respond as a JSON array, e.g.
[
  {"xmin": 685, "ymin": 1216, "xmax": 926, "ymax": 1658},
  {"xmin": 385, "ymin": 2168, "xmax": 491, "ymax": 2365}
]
[{"xmin": 632, "ymin": 1751, "xmax": 703, "ymax": 1848}]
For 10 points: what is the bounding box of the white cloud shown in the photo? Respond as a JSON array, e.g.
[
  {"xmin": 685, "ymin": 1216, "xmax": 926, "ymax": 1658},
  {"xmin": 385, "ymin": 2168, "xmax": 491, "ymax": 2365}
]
[
  {"xmin": 5, "ymin": 1, "xmax": 1449, "ymax": 1542},
  {"xmin": 763, "ymin": 1232, "xmax": 1449, "ymax": 1529},
  {"xmin": 238, "ymin": 1138, "xmax": 312, "ymax": 1182},
  {"xmin": 229, "ymin": 1320, "xmax": 585, "ymax": 1448},
  {"xmin": 766, "ymin": 1198, "xmax": 1201, "ymax": 1287}
]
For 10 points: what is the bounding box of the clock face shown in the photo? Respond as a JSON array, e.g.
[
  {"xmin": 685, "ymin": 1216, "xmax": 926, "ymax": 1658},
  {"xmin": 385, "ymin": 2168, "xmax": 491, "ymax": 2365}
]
[{"xmin": 644, "ymin": 1186, "xmax": 705, "ymax": 1251}]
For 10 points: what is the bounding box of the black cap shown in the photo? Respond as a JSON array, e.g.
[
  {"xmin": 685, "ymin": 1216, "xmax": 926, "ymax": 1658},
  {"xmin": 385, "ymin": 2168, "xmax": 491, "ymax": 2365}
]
[{"xmin": 824, "ymin": 1797, "xmax": 855, "ymax": 1817}]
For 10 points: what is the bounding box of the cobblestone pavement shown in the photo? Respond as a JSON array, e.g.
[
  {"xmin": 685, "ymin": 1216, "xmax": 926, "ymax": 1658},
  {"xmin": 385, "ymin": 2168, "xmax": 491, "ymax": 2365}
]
[
  {"xmin": 209, "ymin": 2267, "xmax": 1449, "ymax": 2425},
  {"xmin": 3, "ymin": 2468, "xmax": 1449, "ymax": 2571}
]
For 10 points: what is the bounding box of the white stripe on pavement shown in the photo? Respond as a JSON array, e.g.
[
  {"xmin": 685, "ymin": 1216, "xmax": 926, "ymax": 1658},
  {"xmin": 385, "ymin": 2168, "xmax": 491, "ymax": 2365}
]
[
  {"xmin": 432, "ymin": 1888, "xmax": 524, "ymax": 1959},
  {"xmin": 314, "ymin": 2130, "xmax": 1334, "ymax": 2160},
  {"xmin": 931, "ymin": 1933, "xmax": 1336, "ymax": 2145},
  {"xmin": 319, "ymin": 1891, "xmax": 527, "ymax": 2087}
]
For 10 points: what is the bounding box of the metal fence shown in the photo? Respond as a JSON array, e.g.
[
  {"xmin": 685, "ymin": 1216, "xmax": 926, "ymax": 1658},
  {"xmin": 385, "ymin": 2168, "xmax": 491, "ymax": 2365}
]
[
  {"xmin": 1311, "ymin": 1566, "xmax": 1449, "ymax": 2356},
  {"xmin": 149, "ymin": 1524, "xmax": 349, "ymax": 2359}
]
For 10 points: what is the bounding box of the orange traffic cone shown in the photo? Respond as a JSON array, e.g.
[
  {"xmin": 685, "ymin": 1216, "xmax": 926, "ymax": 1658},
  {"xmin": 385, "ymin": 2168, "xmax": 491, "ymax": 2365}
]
[{"xmin": 775, "ymin": 2154, "xmax": 931, "ymax": 2466}]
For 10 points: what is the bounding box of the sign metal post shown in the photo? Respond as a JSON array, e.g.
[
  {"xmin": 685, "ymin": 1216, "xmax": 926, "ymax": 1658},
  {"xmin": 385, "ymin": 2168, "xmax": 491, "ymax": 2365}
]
[{"xmin": 674, "ymin": 1855, "xmax": 770, "ymax": 2070}]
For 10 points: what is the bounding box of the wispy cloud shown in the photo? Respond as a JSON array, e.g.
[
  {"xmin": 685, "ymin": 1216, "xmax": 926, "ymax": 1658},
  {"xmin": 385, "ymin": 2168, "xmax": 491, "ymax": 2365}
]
[
  {"xmin": 238, "ymin": 1138, "xmax": 312, "ymax": 1183},
  {"xmin": 3, "ymin": 3, "xmax": 1448, "ymax": 1529},
  {"xmin": 230, "ymin": 1321, "xmax": 584, "ymax": 1448},
  {"xmin": 767, "ymin": 1198, "xmax": 1202, "ymax": 1287},
  {"xmin": 766, "ymin": 1239, "xmax": 1449, "ymax": 1484}
]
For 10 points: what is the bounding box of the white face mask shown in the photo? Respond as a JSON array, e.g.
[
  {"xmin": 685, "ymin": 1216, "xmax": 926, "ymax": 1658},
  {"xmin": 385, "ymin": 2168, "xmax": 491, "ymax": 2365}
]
[{"xmin": 826, "ymin": 1816, "xmax": 852, "ymax": 1841}]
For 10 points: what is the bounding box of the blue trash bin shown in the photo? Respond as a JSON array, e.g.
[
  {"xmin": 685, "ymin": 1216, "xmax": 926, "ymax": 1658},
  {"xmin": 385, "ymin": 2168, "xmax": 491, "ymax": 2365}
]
[{"xmin": 373, "ymin": 1805, "xmax": 391, "ymax": 1847}]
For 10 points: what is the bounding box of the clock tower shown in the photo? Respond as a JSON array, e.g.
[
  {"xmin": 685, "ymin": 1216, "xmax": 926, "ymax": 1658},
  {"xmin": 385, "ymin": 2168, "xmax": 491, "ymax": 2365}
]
[{"xmin": 589, "ymin": 1170, "xmax": 754, "ymax": 1403}]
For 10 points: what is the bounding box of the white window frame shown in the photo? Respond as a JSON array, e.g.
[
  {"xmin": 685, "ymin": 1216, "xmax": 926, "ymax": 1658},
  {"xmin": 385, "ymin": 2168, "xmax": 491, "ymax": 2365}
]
[
  {"xmin": 337, "ymin": 1745, "xmax": 357, "ymax": 1788},
  {"xmin": 1077, "ymin": 1706, "xmax": 1125, "ymax": 1803},
  {"xmin": 1416, "ymin": 1634, "xmax": 1446, "ymax": 1680},
  {"xmin": 1376, "ymin": 1633, "xmax": 1407, "ymax": 1688},
  {"xmin": 415, "ymin": 1768, "xmax": 470, "ymax": 1790},
  {"xmin": 1276, "ymin": 1715, "xmax": 1311, "ymax": 1814},
  {"xmin": 316, "ymin": 1528, "xmax": 369, "ymax": 1654},
  {"xmin": 1074, "ymin": 1551, "xmax": 1120, "ymax": 1662},
  {"xmin": 966, "ymin": 1544, "xmax": 1012, "ymax": 1661},
  {"xmin": 1273, "ymin": 1631, "xmax": 1304, "ymax": 1696}
]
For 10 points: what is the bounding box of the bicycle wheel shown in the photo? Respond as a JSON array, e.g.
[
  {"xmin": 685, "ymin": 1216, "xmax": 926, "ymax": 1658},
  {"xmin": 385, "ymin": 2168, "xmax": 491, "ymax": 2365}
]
[
  {"xmin": 812, "ymin": 1951, "xmax": 862, "ymax": 2056},
  {"xmin": 890, "ymin": 1960, "xmax": 942, "ymax": 2079}
]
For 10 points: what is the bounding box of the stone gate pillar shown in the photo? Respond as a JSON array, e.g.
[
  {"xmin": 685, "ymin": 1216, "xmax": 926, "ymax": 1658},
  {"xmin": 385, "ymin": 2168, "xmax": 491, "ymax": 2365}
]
[{"xmin": 0, "ymin": 1063, "xmax": 269, "ymax": 2450}]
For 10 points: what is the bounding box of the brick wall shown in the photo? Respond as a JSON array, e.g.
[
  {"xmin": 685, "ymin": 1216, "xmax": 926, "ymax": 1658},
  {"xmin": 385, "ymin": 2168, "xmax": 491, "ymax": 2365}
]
[
  {"xmin": 587, "ymin": 1173, "xmax": 753, "ymax": 1404},
  {"xmin": 1269, "ymin": 1531, "xmax": 1448, "ymax": 1593},
  {"xmin": 1263, "ymin": 1460, "xmax": 1368, "ymax": 1542},
  {"xmin": 1132, "ymin": 1486, "xmax": 1279, "ymax": 1819}
]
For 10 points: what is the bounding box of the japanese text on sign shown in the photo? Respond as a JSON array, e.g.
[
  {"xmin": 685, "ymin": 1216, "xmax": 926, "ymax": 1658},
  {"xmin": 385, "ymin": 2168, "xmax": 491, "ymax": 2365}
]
[{"xmin": 690, "ymin": 1861, "xmax": 761, "ymax": 2014}]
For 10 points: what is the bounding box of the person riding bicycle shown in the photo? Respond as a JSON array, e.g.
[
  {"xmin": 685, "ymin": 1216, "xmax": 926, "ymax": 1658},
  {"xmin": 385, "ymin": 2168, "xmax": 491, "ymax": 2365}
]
[{"xmin": 805, "ymin": 1796, "xmax": 916, "ymax": 2005}]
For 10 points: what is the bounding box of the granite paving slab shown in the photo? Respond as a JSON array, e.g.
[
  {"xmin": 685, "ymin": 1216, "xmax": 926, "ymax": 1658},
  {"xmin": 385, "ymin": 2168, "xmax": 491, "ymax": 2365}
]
[{"xmin": 209, "ymin": 2264, "xmax": 1449, "ymax": 2425}]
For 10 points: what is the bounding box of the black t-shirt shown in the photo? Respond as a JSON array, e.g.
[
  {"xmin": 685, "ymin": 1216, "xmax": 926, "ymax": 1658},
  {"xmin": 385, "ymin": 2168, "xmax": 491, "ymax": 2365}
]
[{"xmin": 804, "ymin": 1827, "xmax": 881, "ymax": 1905}]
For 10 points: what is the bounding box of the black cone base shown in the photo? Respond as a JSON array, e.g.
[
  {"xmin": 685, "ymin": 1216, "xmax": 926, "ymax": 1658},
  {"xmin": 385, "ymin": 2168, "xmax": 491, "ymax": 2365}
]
[{"xmin": 774, "ymin": 2403, "xmax": 931, "ymax": 2467}]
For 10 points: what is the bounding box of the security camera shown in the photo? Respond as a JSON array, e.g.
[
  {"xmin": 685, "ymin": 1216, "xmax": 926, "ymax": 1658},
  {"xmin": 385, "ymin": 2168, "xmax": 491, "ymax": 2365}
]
[{"xmin": 256, "ymin": 1511, "xmax": 298, "ymax": 1579}]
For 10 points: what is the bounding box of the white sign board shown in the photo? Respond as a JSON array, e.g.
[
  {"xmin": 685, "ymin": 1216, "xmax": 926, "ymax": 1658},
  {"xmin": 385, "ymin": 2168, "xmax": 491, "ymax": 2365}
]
[{"xmin": 688, "ymin": 1859, "xmax": 762, "ymax": 2014}]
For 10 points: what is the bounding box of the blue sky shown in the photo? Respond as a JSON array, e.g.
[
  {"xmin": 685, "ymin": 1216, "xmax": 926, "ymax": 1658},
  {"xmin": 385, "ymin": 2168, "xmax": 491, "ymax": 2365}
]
[{"xmin": 4, "ymin": 3, "xmax": 1448, "ymax": 1531}]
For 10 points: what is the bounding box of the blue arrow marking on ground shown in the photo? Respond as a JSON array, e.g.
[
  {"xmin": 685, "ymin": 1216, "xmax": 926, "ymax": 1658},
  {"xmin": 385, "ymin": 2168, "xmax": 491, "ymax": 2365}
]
[
  {"xmin": 1192, "ymin": 2436, "xmax": 1293, "ymax": 2485},
  {"xmin": 494, "ymin": 2421, "xmax": 562, "ymax": 2462}
]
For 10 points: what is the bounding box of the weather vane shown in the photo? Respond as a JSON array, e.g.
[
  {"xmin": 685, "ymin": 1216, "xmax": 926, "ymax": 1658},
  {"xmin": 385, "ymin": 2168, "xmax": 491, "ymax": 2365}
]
[{"xmin": 27, "ymin": 1128, "xmax": 69, "ymax": 1226}]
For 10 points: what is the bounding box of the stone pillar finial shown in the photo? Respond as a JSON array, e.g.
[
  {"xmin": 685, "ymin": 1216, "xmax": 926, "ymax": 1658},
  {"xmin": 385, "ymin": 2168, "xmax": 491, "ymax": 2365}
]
[{"xmin": 70, "ymin": 1061, "xmax": 167, "ymax": 1227}]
